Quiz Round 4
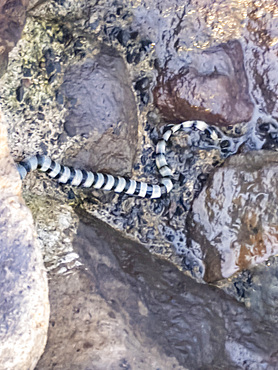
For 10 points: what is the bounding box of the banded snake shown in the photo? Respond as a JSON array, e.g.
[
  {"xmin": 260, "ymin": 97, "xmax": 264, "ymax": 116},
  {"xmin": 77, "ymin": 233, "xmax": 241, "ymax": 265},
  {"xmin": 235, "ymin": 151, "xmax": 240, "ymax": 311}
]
[{"xmin": 17, "ymin": 120, "xmax": 242, "ymax": 199}]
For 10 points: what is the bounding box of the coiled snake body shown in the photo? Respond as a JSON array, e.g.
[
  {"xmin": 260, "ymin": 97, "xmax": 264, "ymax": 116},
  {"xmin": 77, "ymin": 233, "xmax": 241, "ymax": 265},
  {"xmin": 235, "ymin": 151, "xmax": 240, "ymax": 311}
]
[{"xmin": 17, "ymin": 120, "xmax": 241, "ymax": 199}]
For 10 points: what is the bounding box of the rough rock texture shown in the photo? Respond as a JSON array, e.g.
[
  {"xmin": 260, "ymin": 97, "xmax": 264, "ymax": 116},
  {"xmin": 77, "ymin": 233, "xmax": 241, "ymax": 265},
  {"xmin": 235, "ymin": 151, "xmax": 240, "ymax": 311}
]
[
  {"xmin": 0, "ymin": 2, "xmax": 49, "ymax": 368},
  {"xmin": 36, "ymin": 214, "xmax": 278, "ymax": 370},
  {"xmin": 244, "ymin": 3, "xmax": 278, "ymax": 119},
  {"xmin": 153, "ymin": 40, "xmax": 254, "ymax": 126},
  {"xmin": 0, "ymin": 115, "xmax": 49, "ymax": 370},
  {"xmin": 0, "ymin": 0, "xmax": 29, "ymax": 77},
  {"xmin": 61, "ymin": 49, "xmax": 139, "ymax": 175},
  {"xmin": 130, "ymin": 0, "xmax": 250, "ymax": 66},
  {"xmin": 130, "ymin": 0, "xmax": 254, "ymax": 126},
  {"xmin": 187, "ymin": 151, "xmax": 278, "ymax": 283},
  {"xmin": 234, "ymin": 255, "xmax": 278, "ymax": 321}
]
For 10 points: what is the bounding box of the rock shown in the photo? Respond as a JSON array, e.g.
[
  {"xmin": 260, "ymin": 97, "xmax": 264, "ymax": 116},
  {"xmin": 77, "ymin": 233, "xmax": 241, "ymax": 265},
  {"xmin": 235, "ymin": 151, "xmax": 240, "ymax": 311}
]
[
  {"xmin": 130, "ymin": 0, "xmax": 250, "ymax": 64},
  {"xmin": 244, "ymin": 2, "xmax": 278, "ymax": 119},
  {"xmin": 0, "ymin": 0, "xmax": 29, "ymax": 77},
  {"xmin": 36, "ymin": 214, "xmax": 278, "ymax": 369},
  {"xmin": 153, "ymin": 40, "xmax": 254, "ymax": 126},
  {"xmin": 0, "ymin": 114, "xmax": 49, "ymax": 370},
  {"xmin": 187, "ymin": 151, "xmax": 278, "ymax": 282},
  {"xmin": 236, "ymin": 256, "xmax": 278, "ymax": 321},
  {"xmin": 60, "ymin": 49, "xmax": 139, "ymax": 176},
  {"xmin": 129, "ymin": 0, "xmax": 253, "ymax": 126},
  {"xmin": 0, "ymin": 4, "xmax": 49, "ymax": 368}
]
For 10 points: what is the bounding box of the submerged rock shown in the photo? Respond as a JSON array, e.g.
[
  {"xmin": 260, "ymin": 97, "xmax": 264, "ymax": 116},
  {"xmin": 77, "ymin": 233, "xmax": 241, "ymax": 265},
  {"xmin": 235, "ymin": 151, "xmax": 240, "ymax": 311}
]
[
  {"xmin": 0, "ymin": 114, "xmax": 49, "ymax": 370},
  {"xmin": 187, "ymin": 151, "xmax": 278, "ymax": 282}
]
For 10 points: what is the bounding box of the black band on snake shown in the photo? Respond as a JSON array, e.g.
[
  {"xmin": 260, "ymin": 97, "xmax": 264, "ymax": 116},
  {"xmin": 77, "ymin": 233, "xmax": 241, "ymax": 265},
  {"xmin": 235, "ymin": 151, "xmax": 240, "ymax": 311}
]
[{"xmin": 16, "ymin": 120, "xmax": 241, "ymax": 199}]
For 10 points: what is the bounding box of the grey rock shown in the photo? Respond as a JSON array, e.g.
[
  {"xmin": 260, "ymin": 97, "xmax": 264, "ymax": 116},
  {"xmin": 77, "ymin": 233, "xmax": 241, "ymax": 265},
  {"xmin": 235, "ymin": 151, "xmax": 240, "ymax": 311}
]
[
  {"xmin": 0, "ymin": 117, "xmax": 49, "ymax": 370},
  {"xmin": 36, "ymin": 213, "xmax": 278, "ymax": 369},
  {"xmin": 187, "ymin": 151, "xmax": 278, "ymax": 282},
  {"xmin": 61, "ymin": 49, "xmax": 139, "ymax": 176},
  {"xmin": 243, "ymin": 3, "xmax": 278, "ymax": 118}
]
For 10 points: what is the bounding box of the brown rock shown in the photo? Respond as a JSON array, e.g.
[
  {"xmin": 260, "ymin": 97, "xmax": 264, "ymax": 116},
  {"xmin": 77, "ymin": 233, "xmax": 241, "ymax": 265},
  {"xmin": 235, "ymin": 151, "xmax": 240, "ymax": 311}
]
[
  {"xmin": 187, "ymin": 151, "xmax": 278, "ymax": 282},
  {"xmin": 61, "ymin": 49, "xmax": 138, "ymax": 176},
  {"xmin": 153, "ymin": 40, "xmax": 254, "ymax": 126},
  {"xmin": 0, "ymin": 0, "xmax": 29, "ymax": 77}
]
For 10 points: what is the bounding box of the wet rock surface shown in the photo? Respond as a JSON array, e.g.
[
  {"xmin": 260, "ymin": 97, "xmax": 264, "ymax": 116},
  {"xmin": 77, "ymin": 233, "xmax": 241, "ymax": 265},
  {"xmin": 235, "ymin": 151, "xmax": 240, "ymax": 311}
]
[
  {"xmin": 61, "ymin": 50, "xmax": 138, "ymax": 175},
  {"xmin": 0, "ymin": 114, "xmax": 49, "ymax": 370},
  {"xmin": 131, "ymin": 1, "xmax": 254, "ymax": 127},
  {"xmin": 244, "ymin": 4, "xmax": 278, "ymax": 119},
  {"xmin": 0, "ymin": 0, "xmax": 29, "ymax": 77},
  {"xmin": 153, "ymin": 40, "xmax": 254, "ymax": 126},
  {"xmin": 232, "ymin": 256, "xmax": 278, "ymax": 322},
  {"xmin": 36, "ymin": 214, "xmax": 278, "ymax": 370},
  {"xmin": 187, "ymin": 151, "xmax": 278, "ymax": 283}
]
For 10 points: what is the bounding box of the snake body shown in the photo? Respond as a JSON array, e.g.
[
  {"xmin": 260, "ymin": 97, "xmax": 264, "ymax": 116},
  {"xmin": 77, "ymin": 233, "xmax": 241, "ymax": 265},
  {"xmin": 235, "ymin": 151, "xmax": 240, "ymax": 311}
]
[{"xmin": 17, "ymin": 120, "xmax": 240, "ymax": 199}]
